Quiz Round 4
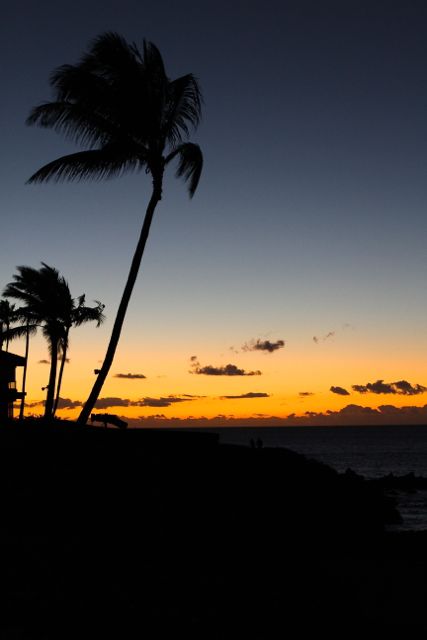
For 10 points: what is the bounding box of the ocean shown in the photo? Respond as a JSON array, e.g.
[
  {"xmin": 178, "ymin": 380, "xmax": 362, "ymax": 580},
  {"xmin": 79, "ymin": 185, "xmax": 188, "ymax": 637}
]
[{"xmin": 203, "ymin": 425, "xmax": 427, "ymax": 531}]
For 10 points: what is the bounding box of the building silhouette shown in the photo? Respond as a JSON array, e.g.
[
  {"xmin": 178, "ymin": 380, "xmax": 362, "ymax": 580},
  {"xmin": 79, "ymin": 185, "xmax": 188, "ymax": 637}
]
[{"xmin": 0, "ymin": 351, "xmax": 25, "ymax": 420}]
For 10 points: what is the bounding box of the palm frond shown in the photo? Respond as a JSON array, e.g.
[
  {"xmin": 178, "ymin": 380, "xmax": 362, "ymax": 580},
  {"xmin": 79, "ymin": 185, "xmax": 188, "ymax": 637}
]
[
  {"xmin": 26, "ymin": 32, "xmax": 203, "ymax": 184},
  {"xmin": 27, "ymin": 101, "xmax": 118, "ymax": 148},
  {"xmin": 81, "ymin": 32, "xmax": 141, "ymax": 80},
  {"xmin": 72, "ymin": 300, "xmax": 105, "ymax": 328},
  {"xmin": 27, "ymin": 147, "xmax": 145, "ymax": 183},
  {"xmin": 164, "ymin": 74, "xmax": 202, "ymax": 147},
  {"xmin": 4, "ymin": 325, "xmax": 38, "ymax": 342},
  {"xmin": 165, "ymin": 143, "xmax": 203, "ymax": 197},
  {"xmin": 142, "ymin": 40, "xmax": 167, "ymax": 82}
]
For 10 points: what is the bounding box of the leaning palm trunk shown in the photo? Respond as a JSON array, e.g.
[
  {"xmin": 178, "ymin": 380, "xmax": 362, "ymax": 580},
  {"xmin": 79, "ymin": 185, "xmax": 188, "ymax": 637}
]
[
  {"xmin": 53, "ymin": 327, "xmax": 69, "ymax": 417},
  {"xmin": 19, "ymin": 320, "xmax": 31, "ymax": 420},
  {"xmin": 45, "ymin": 338, "xmax": 58, "ymax": 419},
  {"xmin": 78, "ymin": 177, "xmax": 162, "ymax": 425}
]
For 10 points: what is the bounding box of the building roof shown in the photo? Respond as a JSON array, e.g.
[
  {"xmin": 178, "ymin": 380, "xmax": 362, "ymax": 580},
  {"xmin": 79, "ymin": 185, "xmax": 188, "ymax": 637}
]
[{"xmin": 0, "ymin": 350, "xmax": 26, "ymax": 367}]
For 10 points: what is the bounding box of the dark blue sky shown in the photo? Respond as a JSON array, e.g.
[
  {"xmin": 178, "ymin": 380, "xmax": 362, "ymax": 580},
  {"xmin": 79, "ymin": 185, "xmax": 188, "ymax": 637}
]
[{"xmin": 1, "ymin": 1, "xmax": 427, "ymax": 419}]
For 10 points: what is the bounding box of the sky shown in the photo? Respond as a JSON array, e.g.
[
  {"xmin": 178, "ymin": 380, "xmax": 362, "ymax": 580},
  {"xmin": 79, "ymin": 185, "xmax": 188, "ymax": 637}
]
[{"xmin": 1, "ymin": 0, "xmax": 427, "ymax": 427}]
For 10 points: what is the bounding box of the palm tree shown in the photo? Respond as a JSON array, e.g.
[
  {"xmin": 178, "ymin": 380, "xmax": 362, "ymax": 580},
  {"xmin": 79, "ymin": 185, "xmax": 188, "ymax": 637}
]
[
  {"xmin": 13, "ymin": 307, "xmax": 38, "ymax": 420},
  {"xmin": 53, "ymin": 295, "xmax": 105, "ymax": 416},
  {"xmin": 0, "ymin": 300, "xmax": 18, "ymax": 351},
  {"xmin": 4, "ymin": 264, "xmax": 105, "ymax": 421},
  {"xmin": 4, "ymin": 264, "xmax": 73, "ymax": 419},
  {"xmin": 26, "ymin": 32, "xmax": 203, "ymax": 424},
  {"xmin": 18, "ymin": 311, "xmax": 35, "ymax": 420},
  {"xmin": 0, "ymin": 300, "xmax": 38, "ymax": 419}
]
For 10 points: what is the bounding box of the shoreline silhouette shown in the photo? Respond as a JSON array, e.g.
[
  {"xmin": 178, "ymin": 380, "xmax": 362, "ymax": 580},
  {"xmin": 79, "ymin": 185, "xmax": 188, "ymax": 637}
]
[{"xmin": 0, "ymin": 418, "xmax": 426, "ymax": 635}]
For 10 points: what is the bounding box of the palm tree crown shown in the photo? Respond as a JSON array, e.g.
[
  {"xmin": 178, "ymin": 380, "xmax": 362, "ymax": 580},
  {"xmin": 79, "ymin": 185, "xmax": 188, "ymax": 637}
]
[
  {"xmin": 27, "ymin": 33, "xmax": 203, "ymax": 424},
  {"xmin": 27, "ymin": 32, "xmax": 203, "ymax": 195}
]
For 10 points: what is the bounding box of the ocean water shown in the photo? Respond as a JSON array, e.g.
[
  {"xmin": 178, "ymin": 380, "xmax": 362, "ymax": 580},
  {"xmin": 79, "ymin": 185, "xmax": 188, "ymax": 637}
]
[
  {"xmin": 209, "ymin": 425, "xmax": 427, "ymax": 477},
  {"xmin": 205, "ymin": 425, "xmax": 427, "ymax": 531}
]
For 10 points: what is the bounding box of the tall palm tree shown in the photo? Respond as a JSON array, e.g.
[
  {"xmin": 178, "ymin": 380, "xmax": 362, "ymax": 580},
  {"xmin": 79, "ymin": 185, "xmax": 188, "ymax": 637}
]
[
  {"xmin": 26, "ymin": 32, "xmax": 203, "ymax": 424},
  {"xmin": 53, "ymin": 295, "xmax": 105, "ymax": 416}
]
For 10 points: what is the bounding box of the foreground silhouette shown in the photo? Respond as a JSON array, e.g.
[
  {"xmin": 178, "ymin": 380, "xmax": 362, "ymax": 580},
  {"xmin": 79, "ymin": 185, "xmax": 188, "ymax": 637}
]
[
  {"xmin": 0, "ymin": 422, "xmax": 425, "ymax": 637},
  {"xmin": 27, "ymin": 33, "xmax": 203, "ymax": 424}
]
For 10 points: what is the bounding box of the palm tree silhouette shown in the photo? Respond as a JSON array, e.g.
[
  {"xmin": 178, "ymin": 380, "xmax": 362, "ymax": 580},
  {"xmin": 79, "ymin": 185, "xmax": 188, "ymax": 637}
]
[
  {"xmin": 4, "ymin": 264, "xmax": 104, "ymax": 420},
  {"xmin": 26, "ymin": 32, "xmax": 203, "ymax": 424},
  {"xmin": 4, "ymin": 265, "xmax": 71, "ymax": 419},
  {"xmin": 0, "ymin": 300, "xmax": 38, "ymax": 419},
  {"xmin": 0, "ymin": 300, "xmax": 18, "ymax": 351},
  {"xmin": 53, "ymin": 295, "xmax": 105, "ymax": 416},
  {"xmin": 18, "ymin": 310, "xmax": 37, "ymax": 420}
]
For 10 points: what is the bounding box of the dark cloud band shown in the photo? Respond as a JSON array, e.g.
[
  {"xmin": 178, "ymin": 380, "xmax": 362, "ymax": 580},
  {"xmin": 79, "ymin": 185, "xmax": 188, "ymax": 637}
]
[
  {"xmin": 221, "ymin": 392, "xmax": 269, "ymax": 399},
  {"xmin": 352, "ymin": 379, "xmax": 427, "ymax": 396},
  {"xmin": 114, "ymin": 373, "xmax": 146, "ymax": 379}
]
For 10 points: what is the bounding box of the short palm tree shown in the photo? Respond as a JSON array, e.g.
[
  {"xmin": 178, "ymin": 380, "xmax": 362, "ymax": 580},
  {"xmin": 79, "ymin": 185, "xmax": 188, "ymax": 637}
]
[
  {"xmin": 0, "ymin": 300, "xmax": 38, "ymax": 419},
  {"xmin": 4, "ymin": 265, "xmax": 71, "ymax": 419},
  {"xmin": 4, "ymin": 264, "xmax": 104, "ymax": 420},
  {"xmin": 14, "ymin": 308, "xmax": 38, "ymax": 420},
  {"xmin": 26, "ymin": 32, "xmax": 203, "ymax": 424},
  {"xmin": 0, "ymin": 300, "xmax": 18, "ymax": 351},
  {"xmin": 53, "ymin": 295, "xmax": 105, "ymax": 416}
]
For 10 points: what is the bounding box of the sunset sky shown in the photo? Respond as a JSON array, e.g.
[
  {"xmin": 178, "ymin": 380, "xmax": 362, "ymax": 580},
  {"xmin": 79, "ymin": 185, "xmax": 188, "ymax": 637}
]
[{"xmin": 1, "ymin": 0, "xmax": 427, "ymax": 427}]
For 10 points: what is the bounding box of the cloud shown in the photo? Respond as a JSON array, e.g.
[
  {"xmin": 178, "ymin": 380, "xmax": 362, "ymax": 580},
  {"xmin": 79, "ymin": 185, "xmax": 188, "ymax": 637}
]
[
  {"xmin": 38, "ymin": 359, "xmax": 50, "ymax": 364},
  {"xmin": 95, "ymin": 397, "xmax": 131, "ymax": 409},
  {"xmin": 55, "ymin": 397, "xmax": 83, "ymax": 409},
  {"xmin": 352, "ymin": 380, "xmax": 427, "ymax": 396},
  {"xmin": 181, "ymin": 394, "xmax": 206, "ymax": 398},
  {"xmin": 138, "ymin": 397, "xmax": 176, "ymax": 407},
  {"xmin": 330, "ymin": 386, "xmax": 350, "ymax": 396},
  {"xmin": 299, "ymin": 391, "xmax": 314, "ymax": 397},
  {"xmin": 114, "ymin": 373, "xmax": 147, "ymax": 379},
  {"xmin": 221, "ymin": 392, "xmax": 269, "ymax": 399},
  {"xmin": 394, "ymin": 380, "xmax": 427, "ymax": 395},
  {"xmin": 313, "ymin": 331, "xmax": 335, "ymax": 344},
  {"xmin": 26, "ymin": 400, "xmax": 45, "ymax": 408},
  {"xmin": 190, "ymin": 357, "xmax": 261, "ymax": 376},
  {"xmin": 138, "ymin": 396, "xmax": 193, "ymax": 407},
  {"xmin": 242, "ymin": 339, "xmax": 285, "ymax": 354},
  {"xmin": 93, "ymin": 394, "xmax": 197, "ymax": 409}
]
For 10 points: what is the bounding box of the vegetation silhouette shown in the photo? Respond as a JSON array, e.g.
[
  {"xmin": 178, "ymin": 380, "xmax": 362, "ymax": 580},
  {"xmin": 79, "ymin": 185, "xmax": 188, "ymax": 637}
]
[
  {"xmin": 0, "ymin": 424, "xmax": 420, "ymax": 637},
  {"xmin": 0, "ymin": 299, "xmax": 39, "ymax": 418},
  {"xmin": 4, "ymin": 264, "xmax": 104, "ymax": 419},
  {"xmin": 26, "ymin": 32, "xmax": 203, "ymax": 424},
  {"xmin": 0, "ymin": 300, "xmax": 16, "ymax": 352},
  {"xmin": 52, "ymin": 294, "xmax": 105, "ymax": 416}
]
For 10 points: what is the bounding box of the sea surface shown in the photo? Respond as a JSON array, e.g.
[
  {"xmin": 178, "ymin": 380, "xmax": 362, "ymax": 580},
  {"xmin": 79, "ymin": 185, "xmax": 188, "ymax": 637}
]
[{"xmin": 203, "ymin": 425, "xmax": 427, "ymax": 531}]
